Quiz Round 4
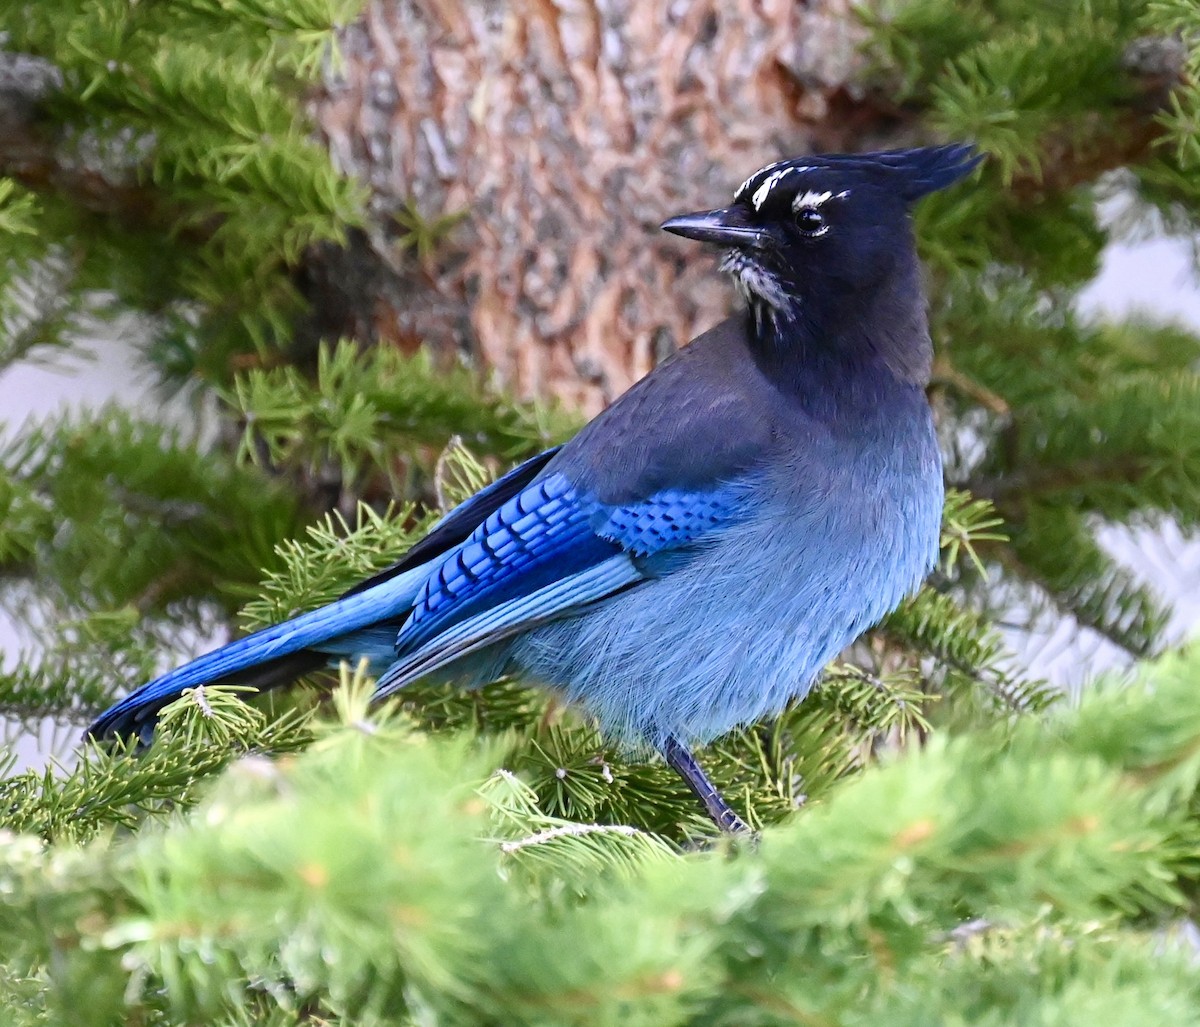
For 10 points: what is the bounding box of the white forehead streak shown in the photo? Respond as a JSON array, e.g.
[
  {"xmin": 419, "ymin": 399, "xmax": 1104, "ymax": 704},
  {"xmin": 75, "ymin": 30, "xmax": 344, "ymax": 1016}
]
[
  {"xmin": 734, "ymin": 171, "xmax": 761, "ymax": 199},
  {"xmin": 751, "ymin": 167, "xmax": 797, "ymax": 210},
  {"xmin": 735, "ymin": 160, "xmax": 782, "ymax": 200},
  {"xmin": 734, "ymin": 162, "xmax": 813, "ymax": 202}
]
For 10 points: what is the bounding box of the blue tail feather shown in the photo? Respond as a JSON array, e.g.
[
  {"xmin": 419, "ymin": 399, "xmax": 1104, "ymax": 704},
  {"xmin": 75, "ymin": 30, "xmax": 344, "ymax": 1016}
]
[{"xmin": 88, "ymin": 563, "xmax": 430, "ymax": 739}]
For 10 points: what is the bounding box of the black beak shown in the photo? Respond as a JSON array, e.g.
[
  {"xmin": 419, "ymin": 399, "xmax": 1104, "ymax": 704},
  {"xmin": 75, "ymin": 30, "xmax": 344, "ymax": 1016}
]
[{"xmin": 660, "ymin": 207, "xmax": 765, "ymax": 247}]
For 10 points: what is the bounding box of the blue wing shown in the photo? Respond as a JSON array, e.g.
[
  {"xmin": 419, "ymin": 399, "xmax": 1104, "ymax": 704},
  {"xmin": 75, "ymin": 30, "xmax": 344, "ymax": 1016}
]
[
  {"xmin": 340, "ymin": 446, "xmax": 562, "ymax": 598},
  {"xmin": 89, "ymin": 440, "xmax": 749, "ymax": 737},
  {"xmin": 87, "ymin": 446, "xmax": 564, "ymax": 741},
  {"xmin": 371, "ymin": 473, "xmax": 746, "ymax": 697}
]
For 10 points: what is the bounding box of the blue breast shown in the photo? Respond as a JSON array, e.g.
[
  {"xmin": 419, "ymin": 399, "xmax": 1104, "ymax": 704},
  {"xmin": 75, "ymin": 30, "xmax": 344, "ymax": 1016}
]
[{"xmin": 507, "ymin": 396, "xmax": 943, "ymax": 748}]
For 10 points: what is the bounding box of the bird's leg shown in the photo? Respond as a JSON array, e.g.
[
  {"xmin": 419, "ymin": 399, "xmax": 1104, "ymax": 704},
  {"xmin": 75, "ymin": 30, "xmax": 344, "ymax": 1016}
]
[{"xmin": 662, "ymin": 735, "xmax": 749, "ymax": 834}]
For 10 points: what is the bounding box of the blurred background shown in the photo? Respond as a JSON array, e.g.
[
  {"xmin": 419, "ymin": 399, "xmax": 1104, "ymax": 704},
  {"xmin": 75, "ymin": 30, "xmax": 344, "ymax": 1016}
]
[{"xmin": 2, "ymin": 0, "xmax": 1199, "ymax": 798}]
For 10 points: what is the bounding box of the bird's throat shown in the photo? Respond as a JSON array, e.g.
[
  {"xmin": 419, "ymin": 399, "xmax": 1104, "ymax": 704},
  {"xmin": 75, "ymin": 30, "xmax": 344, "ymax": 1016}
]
[
  {"xmin": 736, "ymin": 264, "xmax": 933, "ymax": 391},
  {"xmin": 721, "ymin": 251, "xmax": 793, "ymax": 318}
]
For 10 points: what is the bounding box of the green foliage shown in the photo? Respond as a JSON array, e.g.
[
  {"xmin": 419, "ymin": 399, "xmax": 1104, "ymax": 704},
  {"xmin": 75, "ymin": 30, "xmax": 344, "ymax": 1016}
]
[
  {"xmin": 227, "ymin": 339, "xmax": 574, "ymax": 494},
  {"xmin": 0, "ymin": 181, "xmax": 91, "ymax": 373},
  {"xmin": 238, "ymin": 502, "xmax": 428, "ymax": 628},
  {"xmin": 1, "ymin": 686, "xmax": 312, "ymax": 843},
  {"xmin": 1006, "ymin": 503, "xmax": 1172, "ymax": 655},
  {"xmin": 866, "ymin": 0, "xmax": 1140, "ymax": 169},
  {"xmin": 0, "ymin": 409, "xmax": 303, "ymax": 726},
  {"xmin": 939, "ymin": 487, "xmax": 1006, "ymax": 576},
  {"xmin": 0, "ymin": 408, "xmax": 302, "ymax": 614},
  {"xmin": 1140, "ymin": 0, "xmax": 1200, "ymax": 216},
  {"xmin": 4, "ymin": 0, "xmax": 368, "ymax": 380},
  {"xmin": 0, "ymin": 451, "xmax": 1004, "ymax": 837},
  {"xmin": 0, "ymin": 179, "xmax": 38, "ymax": 240},
  {"xmin": 2, "ymin": 649, "xmax": 1200, "ymax": 1024},
  {"xmin": 865, "ymin": 0, "xmax": 1200, "ymax": 658},
  {"xmin": 392, "ymin": 198, "xmax": 471, "ymax": 264}
]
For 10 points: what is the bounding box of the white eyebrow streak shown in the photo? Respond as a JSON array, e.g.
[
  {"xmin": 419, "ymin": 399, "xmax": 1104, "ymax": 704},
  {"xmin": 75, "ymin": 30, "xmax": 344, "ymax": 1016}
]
[
  {"xmin": 792, "ymin": 189, "xmax": 833, "ymax": 210},
  {"xmin": 751, "ymin": 167, "xmax": 797, "ymax": 210},
  {"xmin": 792, "ymin": 188, "xmax": 850, "ymax": 211}
]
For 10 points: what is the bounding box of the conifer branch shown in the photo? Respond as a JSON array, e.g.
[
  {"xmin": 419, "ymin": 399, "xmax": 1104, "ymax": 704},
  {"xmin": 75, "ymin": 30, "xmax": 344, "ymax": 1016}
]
[{"xmin": 3, "ymin": 650, "xmax": 1200, "ymax": 1022}]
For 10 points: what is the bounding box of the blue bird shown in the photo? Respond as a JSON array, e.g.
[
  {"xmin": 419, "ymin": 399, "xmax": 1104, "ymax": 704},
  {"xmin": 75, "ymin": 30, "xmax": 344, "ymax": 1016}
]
[{"xmin": 88, "ymin": 144, "xmax": 981, "ymax": 832}]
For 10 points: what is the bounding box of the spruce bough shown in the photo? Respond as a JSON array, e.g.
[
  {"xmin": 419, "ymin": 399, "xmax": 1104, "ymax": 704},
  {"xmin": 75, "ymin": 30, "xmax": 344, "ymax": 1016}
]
[{"xmin": 0, "ymin": 650, "xmax": 1197, "ymax": 1024}]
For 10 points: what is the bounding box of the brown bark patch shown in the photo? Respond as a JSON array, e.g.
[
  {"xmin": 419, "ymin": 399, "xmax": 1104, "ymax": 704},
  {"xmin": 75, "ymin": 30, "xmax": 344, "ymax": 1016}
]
[{"xmin": 314, "ymin": 0, "xmax": 869, "ymax": 412}]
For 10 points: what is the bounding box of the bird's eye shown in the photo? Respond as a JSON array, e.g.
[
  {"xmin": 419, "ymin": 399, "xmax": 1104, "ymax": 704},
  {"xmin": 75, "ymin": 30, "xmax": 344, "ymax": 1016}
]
[{"xmin": 794, "ymin": 207, "xmax": 826, "ymax": 236}]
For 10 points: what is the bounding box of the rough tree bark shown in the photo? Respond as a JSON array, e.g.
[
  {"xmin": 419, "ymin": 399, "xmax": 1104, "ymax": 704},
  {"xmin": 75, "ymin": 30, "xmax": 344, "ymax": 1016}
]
[
  {"xmin": 2, "ymin": 3, "xmax": 1180, "ymax": 412},
  {"xmin": 313, "ymin": 0, "xmax": 875, "ymax": 413}
]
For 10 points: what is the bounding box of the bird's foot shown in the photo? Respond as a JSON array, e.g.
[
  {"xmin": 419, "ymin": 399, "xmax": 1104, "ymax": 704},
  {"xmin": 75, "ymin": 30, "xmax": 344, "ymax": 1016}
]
[{"xmin": 661, "ymin": 734, "xmax": 751, "ymax": 835}]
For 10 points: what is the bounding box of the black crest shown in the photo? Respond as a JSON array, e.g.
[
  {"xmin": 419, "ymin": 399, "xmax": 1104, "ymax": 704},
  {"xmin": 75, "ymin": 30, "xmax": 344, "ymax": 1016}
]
[{"xmin": 733, "ymin": 144, "xmax": 982, "ymax": 209}]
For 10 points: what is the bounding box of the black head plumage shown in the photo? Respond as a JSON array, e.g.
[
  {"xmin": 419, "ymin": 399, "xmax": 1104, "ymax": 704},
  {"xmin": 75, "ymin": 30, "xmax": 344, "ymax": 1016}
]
[
  {"xmin": 732, "ymin": 143, "xmax": 982, "ymax": 207},
  {"xmin": 873, "ymin": 143, "xmax": 984, "ymax": 202},
  {"xmin": 661, "ymin": 144, "xmax": 982, "ymax": 333},
  {"xmin": 663, "ymin": 143, "xmax": 981, "ymax": 248}
]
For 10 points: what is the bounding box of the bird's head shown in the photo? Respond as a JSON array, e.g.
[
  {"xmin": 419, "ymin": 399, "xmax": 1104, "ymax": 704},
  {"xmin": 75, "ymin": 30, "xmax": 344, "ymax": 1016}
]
[{"xmin": 662, "ymin": 144, "xmax": 981, "ymax": 329}]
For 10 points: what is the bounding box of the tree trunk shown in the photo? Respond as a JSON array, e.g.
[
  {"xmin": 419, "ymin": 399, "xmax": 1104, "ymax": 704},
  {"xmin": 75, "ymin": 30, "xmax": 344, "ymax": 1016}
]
[{"xmin": 312, "ymin": 0, "xmax": 879, "ymax": 412}]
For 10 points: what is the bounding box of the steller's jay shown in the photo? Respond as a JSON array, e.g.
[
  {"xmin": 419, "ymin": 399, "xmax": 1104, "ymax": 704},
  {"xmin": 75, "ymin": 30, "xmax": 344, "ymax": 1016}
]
[{"xmin": 88, "ymin": 144, "xmax": 981, "ymax": 832}]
